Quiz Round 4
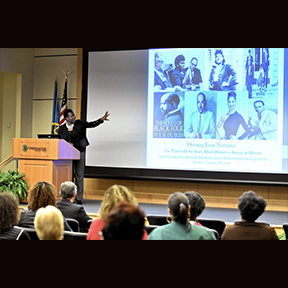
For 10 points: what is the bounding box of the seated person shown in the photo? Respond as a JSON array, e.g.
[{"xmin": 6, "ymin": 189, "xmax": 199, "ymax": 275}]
[
  {"xmin": 18, "ymin": 181, "xmax": 72, "ymax": 231},
  {"xmin": 148, "ymin": 192, "xmax": 215, "ymax": 240},
  {"xmin": 182, "ymin": 57, "xmax": 203, "ymax": 90},
  {"xmin": 101, "ymin": 202, "xmax": 146, "ymax": 240},
  {"xmin": 184, "ymin": 191, "xmax": 206, "ymax": 226},
  {"xmin": 222, "ymin": 191, "xmax": 279, "ymax": 240},
  {"xmin": 34, "ymin": 206, "xmax": 64, "ymax": 240},
  {"xmin": 57, "ymin": 181, "xmax": 92, "ymax": 232},
  {"xmin": 87, "ymin": 185, "xmax": 148, "ymax": 240},
  {"xmin": 0, "ymin": 193, "xmax": 30, "ymax": 240},
  {"xmin": 154, "ymin": 52, "xmax": 173, "ymax": 91},
  {"xmin": 171, "ymin": 54, "xmax": 187, "ymax": 88}
]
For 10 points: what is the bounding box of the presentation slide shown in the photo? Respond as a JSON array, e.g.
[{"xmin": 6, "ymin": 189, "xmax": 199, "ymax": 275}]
[{"xmin": 83, "ymin": 48, "xmax": 288, "ymax": 184}]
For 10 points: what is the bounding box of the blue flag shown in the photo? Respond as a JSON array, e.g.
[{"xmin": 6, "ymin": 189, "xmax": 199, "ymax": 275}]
[{"xmin": 51, "ymin": 79, "xmax": 60, "ymax": 134}]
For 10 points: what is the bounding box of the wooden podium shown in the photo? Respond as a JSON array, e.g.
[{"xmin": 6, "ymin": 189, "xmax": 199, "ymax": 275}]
[{"xmin": 13, "ymin": 138, "xmax": 80, "ymax": 201}]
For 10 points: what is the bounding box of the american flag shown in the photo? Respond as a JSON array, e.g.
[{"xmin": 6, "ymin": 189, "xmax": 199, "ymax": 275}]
[{"xmin": 59, "ymin": 77, "xmax": 68, "ymax": 126}]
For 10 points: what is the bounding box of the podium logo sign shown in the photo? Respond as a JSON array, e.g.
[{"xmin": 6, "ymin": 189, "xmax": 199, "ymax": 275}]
[
  {"xmin": 22, "ymin": 145, "xmax": 28, "ymax": 152},
  {"xmin": 21, "ymin": 144, "xmax": 47, "ymax": 153}
]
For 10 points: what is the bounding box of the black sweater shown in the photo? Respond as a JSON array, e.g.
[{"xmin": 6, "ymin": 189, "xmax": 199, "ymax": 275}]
[{"xmin": 58, "ymin": 119, "xmax": 104, "ymax": 152}]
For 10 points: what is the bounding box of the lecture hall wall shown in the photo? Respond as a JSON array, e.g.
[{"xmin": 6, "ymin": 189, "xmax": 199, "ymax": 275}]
[{"xmin": 0, "ymin": 48, "xmax": 287, "ymax": 211}]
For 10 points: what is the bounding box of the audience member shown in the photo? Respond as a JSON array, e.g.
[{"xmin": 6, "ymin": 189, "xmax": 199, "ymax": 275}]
[
  {"xmin": 184, "ymin": 191, "xmax": 206, "ymax": 226},
  {"xmin": 34, "ymin": 206, "xmax": 64, "ymax": 240},
  {"xmin": 18, "ymin": 181, "xmax": 71, "ymax": 231},
  {"xmin": 87, "ymin": 185, "xmax": 148, "ymax": 240},
  {"xmin": 101, "ymin": 202, "xmax": 146, "ymax": 240},
  {"xmin": 222, "ymin": 191, "xmax": 279, "ymax": 240},
  {"xmin": 148, "ymin": 192, "xmax": 216, "ymax": 240},
  {"xmin": 0, "ymin": 193, "xmax": 30, "ymax": 240},
  {"xmin": 57, "ymin": 181, "xmax": 92, "ymax": 232}
]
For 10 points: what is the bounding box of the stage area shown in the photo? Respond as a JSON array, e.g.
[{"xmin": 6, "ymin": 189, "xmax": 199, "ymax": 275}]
[{"xmin": 81, "ymin": 199, "xmax": 288, "ymax": 227}]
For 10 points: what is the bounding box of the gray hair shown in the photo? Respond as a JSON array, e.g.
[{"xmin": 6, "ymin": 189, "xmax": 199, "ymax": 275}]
[{"xmin": 60, "ymin": 181, "xmax": 77, "ymax": 199}]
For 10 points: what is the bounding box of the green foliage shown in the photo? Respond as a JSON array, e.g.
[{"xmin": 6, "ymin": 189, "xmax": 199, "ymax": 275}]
[
  {"xmin": 0, "ymin": 170, "xmax": 29, "ymax": 201},
  {"xmin": 278, "ymin": 230, "xmax": 286, "ymax": 240}
]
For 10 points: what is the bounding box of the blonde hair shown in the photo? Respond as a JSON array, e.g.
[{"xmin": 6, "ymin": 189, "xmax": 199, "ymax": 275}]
[
  {"xmin": 98, "ymin": 185, "xmax": 138, "ymax": 221},
  {"xmin": 34, "ymin": 206, "xmax": 64, "ymax": 240}
]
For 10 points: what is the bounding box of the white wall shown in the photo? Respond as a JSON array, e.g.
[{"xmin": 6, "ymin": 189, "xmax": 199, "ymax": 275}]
[
  {"xmin": 0, "ymin": 48, "xmax": 79, "ymax": 168},
  {"xmin": 32, "ymin": 48, "xmax": 78, "ymax": 137},
  {"xmin": 0, "ymin": 48, "xmax": 34, "ymax": 138}
]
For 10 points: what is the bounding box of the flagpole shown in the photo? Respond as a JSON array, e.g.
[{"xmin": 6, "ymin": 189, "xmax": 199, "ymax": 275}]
[
  {"xmin": 59, "ymin": 72, "xmax": 70, "ymax": 126},
  {"xmin": 62, "ymin": 71, "xmax": 71, "ymax": 79},
  {"xmin": 51, "ymin": 77, "xmax": 60, "ymax": 134}
]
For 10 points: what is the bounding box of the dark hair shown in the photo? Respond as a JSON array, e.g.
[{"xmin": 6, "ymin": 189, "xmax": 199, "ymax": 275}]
[
  {"xmin": 215, "ymin": 49, "xmax": 225, "ymax": 64},
  {"xmin": 238, "ymin": 191, "xmax": 267, "ymax": 222},
  {"xmin": 28, "ymin": 182, "xmax": 56, "ymax": 212},
  {"xmin": 175, "ymin": 54, "xmax": 185, "ymax": 68},
  {"xmin": 0, "ymin": 193, "xmax": 19, "ymax": 231},
  {"xmin": 197, "ymin": 92, "xmax": 207, "ymax": 104},
  {"xmin": 184, "ymin": 191, "xmax": 206, "ymax": 221},
  {"xmin": 166, "ymin": 93, "xmax": 180, "ymax": 106},
  {"xmin": 102, "ymin": 202, "xmax": 145, "ymax": 240},
  {"xmin": 191, "ymin": 57, "xmax": 198, "ymax": 63},
  {"xmin": 228, "ymin": 91, "xmax": 237, "ymax": 101},
  {"xmin": 254, "ymin": 100, "xmax": 265, "ymax": 107},
  {"xmin": 64, "ymin": 109, "xmax": 74, "ymax": 119},
  {"xmin": 168, "ymin": 192, "xmax": 190, "ymax": 230}
]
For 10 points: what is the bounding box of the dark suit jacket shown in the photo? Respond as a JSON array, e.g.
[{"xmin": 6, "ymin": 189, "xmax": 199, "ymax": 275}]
[
  {"xmin": 209, "ymin": 64, "xmax": 237, "ymax": 91},
  {"xmin": 222, "ymin": 221, "xmax": 279, "ymax": 240},
  {"xmin": 171, "ymin": 68, "xmax": 187, "ymax": 87},
  {"xmin": 58, "ymin": 119, "xmax": 103, "ymax": 152},
  {"xmin": 186, "ymin": 68, "xmax": 203, "ymax": 85},
  {"xmin": 57, "ymin": 199, "xmax": 92, "ymax": 232},
  {"xmin": 18, "ymin": 208, "xmax": 72, "ymax": 231},
  {"xmin": 154, "ymin": 70, "xmax": 172, "ymax": 90}
]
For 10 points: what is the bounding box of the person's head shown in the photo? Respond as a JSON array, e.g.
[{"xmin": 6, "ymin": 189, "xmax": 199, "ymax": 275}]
[
  {"xmin": 101, "ymin": 202, "xmax": 145, "ymax": 240},
  {"xmin": 254, "ymin": 100, "xmax": 265, "ymax": 115},
  {"xmin": 0, "ymin": 193, "xmax": 19, "ymax": 232},
  {"xmin": 160, "ymin": 93, "xmax": 180, "ymax": 116},
  {"xmin": 64, "ymin": 109, "xmax": 76, "ymax": 125},
  {"xmin": 190, "ymin": 57, "xmax": 198, "ymax": 71},
  {"xmin": 175, "ymin": 54, "xmax": 185, "ymax": 71},
  {"xmin": 215, "ymin": 49, "xmax": 225, "ymax": 65},
  {"xmin": 197, "ymin": 93, "xmax": 207, "ymax": 114},
  {"xmin": 155, "ymin": 52, "xmax": 164, "ymax": 71},
  {"xmin": 227, "ymin": 91, "xmax": 237, "ymax": 111},
  {"xmin": 168, "ymin": 192, "xmax": 190, "ymax": 228},
  {"xmin": 34, "ymin": 206, "xmax": 64, "ymax": 240},
  {"xmin": 98, "ymin": 185, "xmax": 138, "ymax": 221},
  {"xmin": 27, "ymin": 181, "xmax": 56, "ymax": 212},
  {"xmin": 238, "ymin": 191, "xmax": 267, "ymax": 222},
  {"xmin": 184, "ymin": 191, "xmax": 206, "ymax": 221},
  {"xmin": 60, "ymin": 181, "xmax": 77, "ymax": 202}
]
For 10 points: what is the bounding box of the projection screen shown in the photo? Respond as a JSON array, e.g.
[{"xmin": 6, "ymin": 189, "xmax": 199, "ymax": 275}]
[{"xmin": 81, "ymin": 48, "xmax": 288, "ymax": 185}]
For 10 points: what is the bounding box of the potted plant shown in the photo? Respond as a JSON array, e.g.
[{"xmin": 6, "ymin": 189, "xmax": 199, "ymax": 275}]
[{"xmin": 0, "ymin": 170, "xmax": 29, "ymax": 202}]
